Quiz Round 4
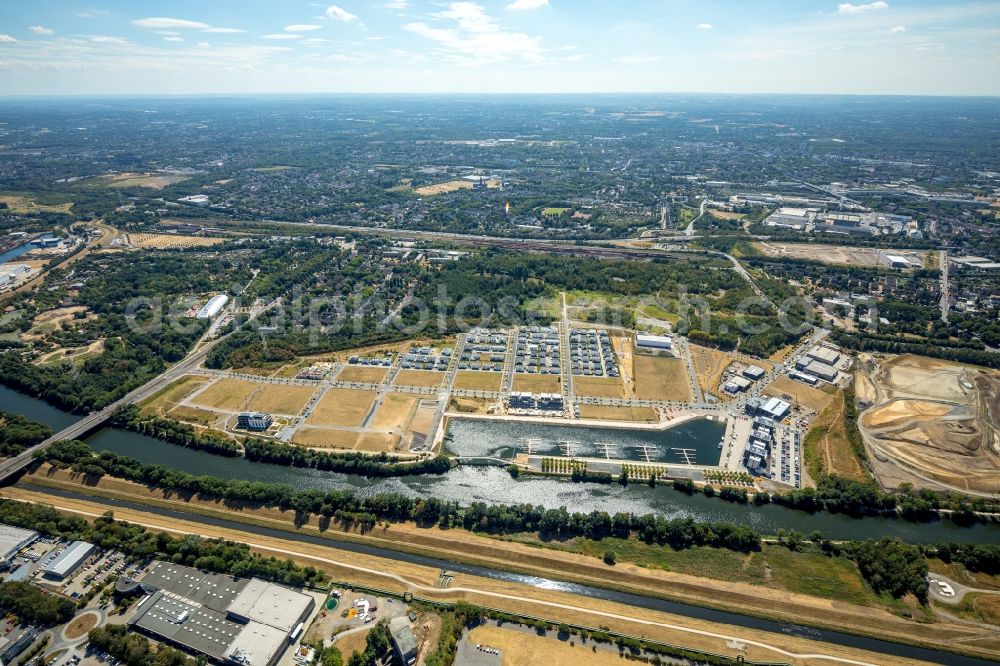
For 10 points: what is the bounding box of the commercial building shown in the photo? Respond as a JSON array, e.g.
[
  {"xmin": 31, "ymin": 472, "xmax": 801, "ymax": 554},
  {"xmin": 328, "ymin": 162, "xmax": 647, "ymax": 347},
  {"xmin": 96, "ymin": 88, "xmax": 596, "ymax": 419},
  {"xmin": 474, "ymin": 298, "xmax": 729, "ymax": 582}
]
[
  {"xmin": 0, "ymin": 627, "xmax": 38, "ymax": 665},
  {"xmin": 804, "ymin": 361, "xmax": 839, "ymax": 382},
  {"xmin": 723, "ymin": 376, "xmax": 752, "ymax": 394},
  {"xmin": 42, "ymin": 541, "xmax": 96, "ymax": 580},
  {"xmin": 237, "ymin": 412, "xmax": 273, "ymax": 431},
  {"xmin": 197, "ymin": 294, "xmax": 230, "ymax": 320},
  {"xmin": 805, "ymin": 346, "xmax": 840, "ymax": 366},
  {"xmin": 389, "ymin": 617, "xmax": 418, "ymax": 666},
  {"xmin": 742, "ymin": 365, "xmax": 765, "ymax": 381},
  {"xmin": 634, "ymin": 333, "xmax": 672, "ymax": 350},
  {"xmin": 884, "ymin": 254, "xmax": 911, "ymax": 269},
  {"xmin": 747, "ymin": 397, "xmax": 791, "ymax": 421},
  {"xmin": 129, "ymin": 562, "xmax": 314, "ymax": 666},
  {"xmin": 0, "ymin": 524, "xmax": 37, "ymax": 568},
  {"xmin": 789, "ymin": 370, "xmax": 819, "ymax": 386}
]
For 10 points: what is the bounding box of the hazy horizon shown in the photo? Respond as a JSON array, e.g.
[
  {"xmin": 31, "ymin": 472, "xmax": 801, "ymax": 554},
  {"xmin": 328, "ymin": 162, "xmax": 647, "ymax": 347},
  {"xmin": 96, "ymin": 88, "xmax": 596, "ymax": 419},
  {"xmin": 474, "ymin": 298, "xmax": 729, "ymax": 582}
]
[{"xmin": 1, "ymin": 1, "xmax": 999, "ymax": 97}]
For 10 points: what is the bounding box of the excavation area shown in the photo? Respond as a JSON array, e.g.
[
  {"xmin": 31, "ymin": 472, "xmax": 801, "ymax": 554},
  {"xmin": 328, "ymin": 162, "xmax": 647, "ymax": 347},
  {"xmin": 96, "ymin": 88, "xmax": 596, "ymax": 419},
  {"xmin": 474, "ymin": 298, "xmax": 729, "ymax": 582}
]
[{"xmin": 859, "ymin": 354, "xmax": 1000, "ymax": 494}]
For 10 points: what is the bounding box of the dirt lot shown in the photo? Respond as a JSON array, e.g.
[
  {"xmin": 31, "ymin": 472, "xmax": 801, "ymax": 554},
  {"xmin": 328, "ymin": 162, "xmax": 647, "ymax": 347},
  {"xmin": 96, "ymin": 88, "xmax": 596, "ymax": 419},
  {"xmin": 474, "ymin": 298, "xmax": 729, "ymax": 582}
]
[
  {"xmin": 859, "ymin": 354, "xmax": 1000, "ymax": 493},
  {"xmin": 395, "ymin": 369, "xmax": 446, "ymax": 388},
  {"xmin": 632, "ymin": 355, "xmax": 692, "ymax": 402},
  {"xmin": 454, "ymin": 371, "xmax": 503, "ymax": 391},
  {"xmin": 35, "ymin": 339, "xmax": 105, "ymax": 366},
  {"xmin": 191, "ymin": 378, "xmax": 259, "ymax": 411},
  {"xmin": 448, "ymin": 397, "xmax": 495, "ymax": 414},
  {"xmin": 0, "ymin": 195, "xmax": 73, "ymax": 214},
  {"xmin": 413, "ymin": 179, "xmax": 499, "ymax": 196},
  {"xmin": 308, "ymin": 389, "xmax": 377, "ymax": 427},
  {"xmin": 572, "ymin": 376, "xmax": 625, "ymax": 398},
  {"xmin": 689, "ymin": 346, "xmax": 731, "ymax": 397},
  {"xmin": 578, "ymin": 404, "xmax": 657, "ymax": 422},
  {"xmin": 765, "ymin": 376, "xmax": 836, "ymax": 414},
  {"xmin": 105, "ymin": 172, "xmax": 190, "ymax": 189},
  {"xmin": 512, "ymin": 374, "xmax": 562, "ymax": 393},
  {"xmin": 803, "ymin": 390, "xmax": 865, "ymax": 482},
  {"xmin": 26, "ymin": 306, "xmax": 92, "ymax": 337},
  {"xmin": 128, "ymin": 233, "xmax": 222, "ymax": 249},
  {"xmin": 468, "ymin": 625, "xmax": 622, "ymax": 666},
  {"xmin": 139, "ymin": 375, "xmax": 210, "ymax": 416},
  {"xmin": 246, "ymin": 384, "xmax": 316, "ymax": 415},
  {"xmin": 292, "ymin": 428, "xmax": 356, "ymax": 449},
  {"xmin": 371, "ymin": 393, "xmax": 419, "ymax": 431},
  {"xmin": 754, "ymin": 242, "xmax": 926, "ymax": 269},
  {"xmin": 337, "ymin": 366, "xmax": 390, "ymax": 383}
]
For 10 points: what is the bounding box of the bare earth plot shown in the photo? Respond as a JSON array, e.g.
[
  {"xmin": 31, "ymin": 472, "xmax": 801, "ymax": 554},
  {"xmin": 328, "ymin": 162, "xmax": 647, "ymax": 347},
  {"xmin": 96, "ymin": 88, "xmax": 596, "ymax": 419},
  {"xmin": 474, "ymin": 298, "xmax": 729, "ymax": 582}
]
[
  {"xmin": 860, "ymin": 354, "xmax": 1000, "ymax": 494},
  {"xmin": 191, "ymin": 378, "xmax": 259, "ymax": 411},
  {"xmin": 105, "ymin": 172, "xmax": 190, "ymax": 189},
  {"xmin": 139, "ymin": 375, "xmax": 210, "ymax": 417},
  {"xmin": 765, "ymin": 376, "xmax": 836, "ymax": 414},
  {"xmin": 453, "ymin": 371, "xmax": 502, "ymax": 391},
  {"xmin": 754, "ymin": 242, "xmax": 926, "ymax": 269},
  {"xmin": 337, "ymin": 366, "xmax": 390, "ymax": 383},
  {"xmin": 689, "ymin": 345, "xmax": 732, "ymax": 397},
  {"xmin": 246, "ymin": 385, "xmax": 316, "ymax": 416},
  {"xmin": 572, "ymin": 376, "xmax": 625, "ymax": 398},
  {"xmin": 632, "ymin": 355, "xmax": 692, "ymax": 402},
  {"xmin": 803, "ymin": 390, "xmax": 866, "ymax": 482},
  {"xmin": 291, "ymin": 428, "xmax": 359, "ymax": 450},
  {"xmin": 307, "ymin": 389, "xmax": 377, "ymax": 427},
  {"xmin": 128, "ymin": 234, "xmax": 222, "ymax": 249},
  {"xmin": 394, "ymin": 369, "xmax": 446, "ymax": 388},
  {"xmin": 467, "ymin": 625, "xmax": 624, "ymax": 666},
  {"xmin": 512, "ymin": 374, "xmax": 562, "ymax": 394},
  {"xmin": 579, "ymin": 404, "xmax": 657, "ymax": 422},
  {"xmin": 0, "ymin": 195, "xmax": 73, "ymax": 214},
  {"xmin": 371, "ymin": 393, "xmax": 420, "ymax": 431}
]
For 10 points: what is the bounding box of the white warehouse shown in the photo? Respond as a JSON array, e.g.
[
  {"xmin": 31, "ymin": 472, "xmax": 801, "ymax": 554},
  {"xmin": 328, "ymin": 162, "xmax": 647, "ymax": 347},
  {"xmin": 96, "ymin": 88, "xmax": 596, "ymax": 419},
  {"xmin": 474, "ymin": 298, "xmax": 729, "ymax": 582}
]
[
  {"xmin": 635, "ymin": 333, "xmax": 672, "ymax": 350},
  {"xmin": 196, "ymin": 294, "xmax": 229, "ymax": 320}
]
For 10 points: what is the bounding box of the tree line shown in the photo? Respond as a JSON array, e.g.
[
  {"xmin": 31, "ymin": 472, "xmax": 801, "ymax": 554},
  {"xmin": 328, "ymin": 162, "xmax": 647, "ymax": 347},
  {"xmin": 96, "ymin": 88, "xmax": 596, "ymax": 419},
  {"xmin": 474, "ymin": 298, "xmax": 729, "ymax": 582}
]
[{"xmin": 0, "ymin": 410, "xmax": 52, "ymax": 456}]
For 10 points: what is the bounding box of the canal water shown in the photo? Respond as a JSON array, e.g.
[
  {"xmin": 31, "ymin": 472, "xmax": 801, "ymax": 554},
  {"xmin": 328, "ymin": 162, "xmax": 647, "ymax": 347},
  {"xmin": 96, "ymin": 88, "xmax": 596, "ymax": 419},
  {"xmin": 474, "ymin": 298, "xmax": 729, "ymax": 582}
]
[
  {"xmin": 0, "ymin": 242, "xmax": 34, "ymax": 265},
  {"xmin": 2, "ymin": 385, "xmax": 999, "ymax": 544},
  {"xmin": 444, "ymin": 417, "xmax": 725, "ymax": 465}
]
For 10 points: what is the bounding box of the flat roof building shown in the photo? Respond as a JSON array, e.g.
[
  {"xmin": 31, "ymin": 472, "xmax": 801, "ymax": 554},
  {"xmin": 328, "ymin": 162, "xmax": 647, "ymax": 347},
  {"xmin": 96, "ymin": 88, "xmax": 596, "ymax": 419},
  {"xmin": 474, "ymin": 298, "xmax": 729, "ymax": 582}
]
[
  {"xmin": 0, "ymin": 524, "xmax": 37, "ymax": 568},
  {"xmin": 635, "ymin": 333, "xmax": 672, "ymax": 350},
  {"xmin": 42, "ymin": 541, "xmax": 96, "ymax": 579},
  {"xmin": 805, "ymin": 346, "xmax": 840, "ymax": 366},
  {"xmin": 129, "ymin": 562, "xmax": 314, "ymax": 666},
  {"xmin": 805, "ymin": 361, "xmax": 839, "ymax": 382},
  {"xmin": 724, "ymin": 377, "xmax": 752, "ymax": 394},
  {"xmin": 389, "ymin": 617, "xmax": 418, "ymax": 666},
  {"xmin": 742, "ymin": 365, "xmax": 766, "ymax": 381},
  {"xmin": 197, "ymin": 294, "xmax": 229, "ymax": 320}
]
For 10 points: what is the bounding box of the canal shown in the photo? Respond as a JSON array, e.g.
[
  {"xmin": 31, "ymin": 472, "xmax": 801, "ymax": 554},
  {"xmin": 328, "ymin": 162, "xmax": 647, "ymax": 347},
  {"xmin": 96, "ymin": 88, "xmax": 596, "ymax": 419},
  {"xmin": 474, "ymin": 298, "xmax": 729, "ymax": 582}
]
[{"xmin": 2, "ymin": 385, "xmax": 1000, "ymax": 545}]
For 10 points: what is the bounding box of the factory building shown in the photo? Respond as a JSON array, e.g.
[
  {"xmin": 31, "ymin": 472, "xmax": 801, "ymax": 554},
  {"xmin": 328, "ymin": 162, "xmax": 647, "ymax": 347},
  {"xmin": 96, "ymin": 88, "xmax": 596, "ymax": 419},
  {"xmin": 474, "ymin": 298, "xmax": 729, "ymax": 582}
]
[
  {"xmin": 197, "ymin": 294, "xmax": 229, "ymax": 320},
  {"xmin": 42, "ymin": 541, "xmax": 96, "ymax": 580},
  {"xmin": 128, "ymin": 562, "xmax": 315, "ymax": 666},
  {"xmin": 789, "ymin": 370, "xmax": 819, "ymax": 386},
  {"xmin": 0, "ymin": 524, "xmax": 38, "ymax": 569},
  {"xmin": 237, "ymin": 412, "xmax": 273, "ymax": 431},
  {"xmin": 634, "ymin": 333, "xmax": 672, "ymax": 350},
  {"xmin": 741, "ymin": 365, "xmax": 765, "ymax": 381}
]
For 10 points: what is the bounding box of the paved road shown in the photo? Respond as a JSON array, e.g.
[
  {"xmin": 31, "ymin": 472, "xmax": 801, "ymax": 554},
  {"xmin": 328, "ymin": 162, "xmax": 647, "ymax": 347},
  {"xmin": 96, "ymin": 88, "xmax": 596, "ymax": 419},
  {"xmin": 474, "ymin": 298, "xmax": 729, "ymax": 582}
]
[{"xmin": 684, "ymin": 199, "xmax": 706, "ymax": 237}]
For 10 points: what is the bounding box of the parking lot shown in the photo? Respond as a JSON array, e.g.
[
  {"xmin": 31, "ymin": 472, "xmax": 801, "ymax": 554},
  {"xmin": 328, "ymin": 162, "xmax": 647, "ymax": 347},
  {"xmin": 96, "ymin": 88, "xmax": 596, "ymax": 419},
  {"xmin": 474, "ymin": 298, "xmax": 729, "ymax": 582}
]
[{"xmin": 772, "ymin": 425, "xmax": 802, "ymax": 488}]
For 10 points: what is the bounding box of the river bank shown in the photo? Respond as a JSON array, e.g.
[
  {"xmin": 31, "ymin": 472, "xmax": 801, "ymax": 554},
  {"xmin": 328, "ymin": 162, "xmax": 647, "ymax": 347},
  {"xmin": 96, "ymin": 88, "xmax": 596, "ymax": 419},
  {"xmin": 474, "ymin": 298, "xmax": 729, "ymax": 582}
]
[
  {"xmin": 4, "ymin": 480, "xmax": 998, "ymax": 666},
  {"xmin": 3, "ymin": 384, "xmax": 1000, "ymax": 544}
]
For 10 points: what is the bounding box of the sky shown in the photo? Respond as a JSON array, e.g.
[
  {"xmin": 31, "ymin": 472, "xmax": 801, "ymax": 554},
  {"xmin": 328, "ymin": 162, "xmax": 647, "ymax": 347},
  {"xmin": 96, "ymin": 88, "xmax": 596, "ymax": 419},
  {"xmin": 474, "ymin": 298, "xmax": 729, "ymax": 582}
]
[{"xmin": 0, "ymin": 0, "xmax": 998, "ymax": 96}]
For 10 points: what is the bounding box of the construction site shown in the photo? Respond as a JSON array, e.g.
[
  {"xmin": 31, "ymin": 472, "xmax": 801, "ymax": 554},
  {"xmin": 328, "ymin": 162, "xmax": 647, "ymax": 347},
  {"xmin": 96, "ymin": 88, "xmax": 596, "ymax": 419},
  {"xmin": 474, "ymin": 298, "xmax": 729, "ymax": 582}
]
[{"xmin": 857, "ymin": 354, "xmax": 1000, "ymax": 495}]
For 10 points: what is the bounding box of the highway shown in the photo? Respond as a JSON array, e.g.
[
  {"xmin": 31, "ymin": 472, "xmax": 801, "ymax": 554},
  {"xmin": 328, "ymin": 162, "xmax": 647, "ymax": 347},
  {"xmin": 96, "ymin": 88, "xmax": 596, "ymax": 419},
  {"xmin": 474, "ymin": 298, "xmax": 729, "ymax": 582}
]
[{"xmin": 684, "ymin": 198, "xmax": 706, "ymax": 237}]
